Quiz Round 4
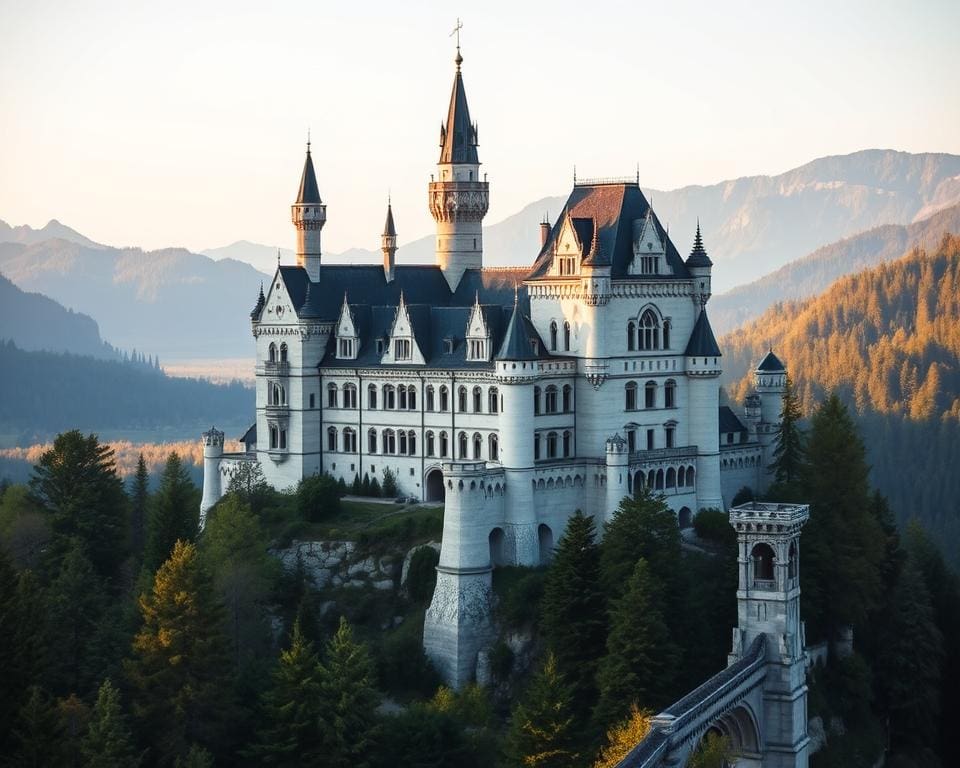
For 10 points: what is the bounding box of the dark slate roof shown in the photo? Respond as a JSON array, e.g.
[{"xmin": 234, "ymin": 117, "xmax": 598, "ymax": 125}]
[
  {"xmin": 383, "ymin": 202, "xmax": 396, "ymax": 236},
  {"xmin": 718, "ymin": 406, "xmax": 748, "ymax": 435},
  {"xmin": 496, "ymin": 303, "xmax": 539, "ymax": 360},
  {"xmin": 439, "ymin": 58, "xmax": 479, "ymax": 165},
  {"xmin": 684, "ymin": 309, "xmax": 722, "ymax": 357},
  {"xmin": 527, "ymin": 183, "xmax": 689, "ymax": 280},
  {"xmin": 239, "ymin": 423, "xmax": 256, "ymax": 444},
  {"xmin": 685, "ymin": 221, "xmax": 713, "ymax": 268},
  {"xmin": 250, "ymin": 283, "xmax": 265, "ymax": 320},
  {"xmin": 296, "ymin": 149, "xmax": 322, "ymax": 204},
  {"xmin": 757, "ymin": 350, "xmax": 785, "ymax": 372}
]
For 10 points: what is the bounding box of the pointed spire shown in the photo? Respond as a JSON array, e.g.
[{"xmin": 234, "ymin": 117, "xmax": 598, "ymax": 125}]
[
  {"xmin": 439, "ymin": 44, "xmax": 479, "ymax": 164},
  {"xmin": 250, "ymin": 282, "xmax": 265, "ymax": 320},
  {"xmin": 497, "ymin": 292, "xmax": 537, "ymax": 361},
  {"xmin": 296, "ymin": 141, "xmax": 322, "ymax": 204},
  {"xmin": 686, "ymin": 218, "xmax": 713, "ymax": 268},
  {"xmin": 383, "ymin": 199, "xmax": 397, "ymax": 237}
]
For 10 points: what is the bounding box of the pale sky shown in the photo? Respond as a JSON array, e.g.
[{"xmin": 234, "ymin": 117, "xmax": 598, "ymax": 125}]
[{"xmin": 1, "ymin": 0, "xmax": 958, "ymax": 255}]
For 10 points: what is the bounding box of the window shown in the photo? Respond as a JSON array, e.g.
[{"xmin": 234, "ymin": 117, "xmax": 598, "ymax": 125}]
[
  {"xmin": 489, "ymin": 434, "xmax": 499, "ymax": 461},
  {"xmin": 534, "ymin": 433, "xmax": 540, "ymax": 461},
  {"xmin": 663, "ymin": 321, "xmax": 671, "ymax": 350},
  {"xmin": 562, "ymin": 430, "xmax": 571, "ymax": 457},
  {"xmin": 407, "ymin": 386, "xmax": 416, "ymax": 410},
  {"xmin": 384, "ymin": 429, "xmax": 396, "ymax": 455},
  {"xmin": 338, "ymin": 338, "xmax": 353, "ymax": 358},
  {"xmin": 279, "ymin": 429, "xmax": 286, "ymax": 449},
  {"xmin": 646, "ymin": 429, "xmax": 655, "ymax": 450},
  {"xmin": 545, "ymin": 386, "xmax": 558, "ymax": 413},
  {"xmin": 399, "ymin": 430, "xmax": 407, "ymax": 455},
  {"xmin": 664, "ymin": 380, "xmax": 677, "ymax": 408},
  {"xmin": 279, "ymin": 343, "xmax": 288, "ymax": 362},
  {"xmin": 426, "ymin": 431, "xmax": 435, "ymax": 457},
  {"xmin": 368, "ymin": 428, "xmax": 377, "ymax": 454},
  {"xmin": 384, "ymin": 385, "xmax": 396, "ymax": 410},
  {"xmin": 426, "ymin": 386, "xmax": 435, "ymax": 411},
  {"xmin": 641, "ymin": 252, "xmax": 659, "ymax": 275},
  {"xmin": 343, "ymin": 384, "xmax": 357, "ymax": 409},
  {"xmin": 473, "ymin": 433, "xmax": 482, "ymax": 460},
  {"xmin": 665, "ymin": 425, "xmax": 675, "ymax": 448},
  {"xmin": 439, "ymin": 386, "xmax": 449, "ymax": 411},
  {"xmin": 639, "ymin": 309, "xmax": 661, "ymax": 350},
  {"xmin": 376, "ymin": 339, "xmax": 385, "ymax": 355},
  {"xmin": 488, "ymin": 387, "xmax": 499, "ymax": 413},
  {"xmin": 398, "ymin": 385, "xmax": 407, "ymax": 410},
  {"xmin": 268, "ymin": 343, "xmax": 277, "ymax": 362},
  {"xmin": 458, "ymin": 431, "xmax": 468, "ymax": 459},
  {"xmin": 562, "ymin": 385, "xmax": 572, "ymax": 412},
  {"xmin": 269, "ymin": 425, "xmax": 278, "ymax": 449},
  {"xmin": 534, "ymin": 386, "xmax": 542, "ymax": 415},
  {"xmin": 751, "ymin": 543, "xmax": 775, "ymax": 584},
  {"xmin": 327, "ymin": 383, "xmax": 338, "ymax": 408},
  {"xmin": 327, "ymin": 427, "xmax": 337, "ymax": 451},
  {"xmin": 309, "ymin": 393, "xmax": 315, "ymax": 409},
  {"xmin": 343, "ymin": 428, "xmax": 357, "ymax": 453},
  {"xmin": 473, "ymin": 386, "xmax": 482, "ymax": 413},
  {"xmin": 563, "ymin": 321, "xmax": 571, "ymax": 351},
  {"xmin": 546, "ymin": 431, "xmax": 558, "ymax": 459},
  {"xmin": 407, "ymin": 430, "xmax": 416, "ymax": 455},
  {"xmin": 458, "ymin": 386, "xmax": 468, "ymax": 413},
  {"xmin": 269, "ymin": 383, "xmax": 285, "ymax": 405},
  {"xmin": 627, "ymin": 429, "xmax": 636, "ymax": 452},
  {"xmin": 549, "ymin": 321, "xmax": 558, "ymax": 351},
  {"xmin": 469, "ymin": 339, "xmax": 486, "ymax": 360},
  {"xmin": 443, "ymin": 338, "xmax": 454, "ymax": 354},
  {"xmin": 625, "ymin": 382, "xmax": 638, "ymax": 411},
  {"xmin": 368, "ymin": 383, "xmax": 378, "ymax": 409},
  {"xmin": 439, "ymin": 431, "xmax": 449, "ymax": 457},
  {"xmin": 645, "ymin": 381, "xmax": 657, "ymax": 409},
  {"xmin": 394, "ymin": 339, "xmax": 411, "ymax": 360},
  {"xmin": 627, "ymin": 322, "xmax": 636, "ymax": 351},
  {"xmin": 558, "ymin": 255, "xmax": 576, "ymax": 275}
]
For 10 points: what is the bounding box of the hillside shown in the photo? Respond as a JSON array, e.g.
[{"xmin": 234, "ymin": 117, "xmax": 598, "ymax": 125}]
[
  {"xmin": 711, "ymin": 202, "xmax": 960, "ymax": 334},
  {"xmin": 0, "ymin": 272, "xmax": 116, "ymax": 358},
  {"xmin": 0, "ymin": 239, "xmax": 268, "ymax": 358},
  {"xmin": 721, "ymin": 234, "xmax": 960, "ymax": 564}
]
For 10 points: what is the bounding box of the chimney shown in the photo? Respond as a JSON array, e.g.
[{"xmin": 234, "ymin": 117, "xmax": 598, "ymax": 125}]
[{"xmin": 539, "ymin": 216, "xmax": 550, "ymax": 247}]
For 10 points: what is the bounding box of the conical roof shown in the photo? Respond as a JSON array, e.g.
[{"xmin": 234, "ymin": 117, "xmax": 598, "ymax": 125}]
[
  {"xmin": 439, "ymin": 56, "xmax": 479, "ymax": 165},
  {"xmin": 686, "ymin": 221, "xmax": 713, "ymax": 268},
  {"xmin": 296, "ymin": 147, "xmax": 322, "ymax": 204},
  {"xmin": 756, "ymin": 350, "xmax": 785, "ymax": 372},
  {"xmin": 496, "ymin": 300, "xmax": 537, "ymax": 360},
  {"xmin": 684, "ymin": 308, "xmax": 722, "ymax": 356},
  {"xmin": 383, "ymin": 202, "xmax": 396, "ymax": 236}
]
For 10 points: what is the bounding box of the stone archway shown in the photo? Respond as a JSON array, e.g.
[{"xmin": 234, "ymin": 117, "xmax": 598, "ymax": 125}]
[
  {"xmin": 679, "ymin": 506, "xmax": 693, "ymax": 529},
  {"xmin": 703, "ymin": 704, "xmax": 762, "ymax": 766},
  {"xmin": 489, "ymin": 527, "xmax": 507, "ymax": 567},
  {"xmin": 538, "ymin": 524, "xmax": 554, "ymax": 565},
  {"xmin": 425, "ymin": 468, "xmax": 445, "ymax": 502}
]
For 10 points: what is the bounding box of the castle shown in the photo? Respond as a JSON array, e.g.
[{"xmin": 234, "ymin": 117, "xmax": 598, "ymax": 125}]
[{"xmin": 199, "ymin": 46, "xmax": 790, "ymax": 689}]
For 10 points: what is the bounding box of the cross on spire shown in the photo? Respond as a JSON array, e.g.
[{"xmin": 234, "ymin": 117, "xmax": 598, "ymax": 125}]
[{"xmin": 450, "ymin": 18, "xmax": 464, "ymax": 68}]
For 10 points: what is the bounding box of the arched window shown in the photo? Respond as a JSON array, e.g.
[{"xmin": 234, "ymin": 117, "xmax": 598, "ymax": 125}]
[
  {"xmin": 655, "ymin": 469, "xmax": 664, "ymax": 489},
  {"xmin": 546, "ymin": 431, "xmax": 558, "ymax": 459},
  {"xmin": 407, "ymin": 430, "xmax": 416, "ymax": 455},
  {"xmin": 384, "ymin": 384, "xmax": 396, "ymax": 410},
  {"xmin": 645, "ymin": 380, "xmax": 657, "ymax": 409},
  {"xmin": 279, "ymin": 428, "xmax": 286, "ymax": 450},
  {"xmin": 458, "ymin": 431, "xmax": 468, "ymax": 459},
  {"xmin": 327, "ymin": 427, "xmax": 337, "ymax": 451},
  {"xmin": 663, "ymin": 320, "xmax": 671, "ymax": 349},
  {"xmin": 426, "ymin": 386, "xmax": 435, "ymax": 411},
  {"xmin": 426, "ymin": 431, "xmax": 435, "ymax": 456},
  {"xmin": 473, "ymin": 432, "xmax": 482, "ymax": 460},
  {"xmin": 665, "ymin": 423, "xmax": 676, "ymax": 448},
  {"xmin": 549, "ymin": 321, "xmax": 558, "ymax": 351},
  {"xmin": 343, "ymin": 384, "xmax": 357, "ymax": 409},
  {"xmin": 368, "ymin": 383, "xmax": 378, "ymax": 409},
  {"xmin": 677, "ymin": 467, "xmax": 685, "ymax": 487},
  {"xmin": 627, "ymin": 321, "xmax": 636, "ymax": 351},
  {"xmin": 664, "ymin": 379, "xmax": 677, "ymax": 408},
  {"xmin": 269, "ymin": 425, "xmax": 278, "ymax": 449},
  {"xmin": 751, "ymin": 543, "xmax": 776, "ymax": 584},
  {"xmin": 545, "ymin": 386, "xmax": 558, "ymax": 414},
  {"xmin": 343, "ymin": 428, "xmax": 356, "ymax": 453},
  {"xmin": 562, "ymin": 430, "xmax": 571, "ymax": 457},
  {"xmin": 368, "ymin": 428, "xmax": 377, "ymax": 454},
  {"xmin": 625, "ymin": 382, "xmax": 638, "ymax": 411},
  {"xmin": 383, "ymin": 429, "xmax": 396, "ymax": 455},
  {"xmin": 562, "ymin": 385, "xmax": 572, "ymax": 412},
  {"xmin": 788, "ymin": 543, "xmax": 798, "ymax": 580},
  {"xmin": 686, "ymin": 466, "xmax": 695, "ymax": 486},
  {"xmin": 666, "ymin": 467, "xmax": 676, "ymax": 488},
  {"xmin": 458, "ymin": 386, "xmax": 468, "ymax": 413},
  {"xmin": 439, "ymin": 385, "xmax": 449, "ymax": 411},
  {"xmin": 563, "ymin": 321, "xmax": 571, "ymax": 351},
  {"xmin": 439, "ymin": 431, "xmax": 449, "ymax": 457},
  {"xmin": 639, "ymin": 309, "xmax": 661, "ymax": 350},
  {"xmin": 473, "ymin": 386, "xmax": 482, "ymax": 413},
  {"xmin": 534, "ymin": 386, "xmax": 542, "ymax": 415},
  {"xmin": 326, "ymin": 383, "xmax": 338, "ymax": 408},
  {"xmin": 407, "ymin": 386, "xmax": 416, "ymax": 410},
  {"xmin": 279, "ymin": 343, "xmax": 288, "ymax": 362},
  {"xmin": 488, "ymin": 387, "xmax": 499, "ymax": 413},
  {"xmin": 398, "ymin": 385, "xmax": 407, "ymax": 410},
  {"xmin": 399, "ymin": 430, "xmax": 407, "ymax": 455},
  {"xmin": 268, "ymin": 343, "xmax": 277, "ymax": 362},
  {"xmin": 489, "ymin": 434, "xmax": 499, "ymax": 461}
]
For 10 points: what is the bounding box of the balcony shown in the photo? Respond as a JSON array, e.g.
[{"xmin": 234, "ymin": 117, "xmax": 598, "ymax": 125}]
[
  {"xmin": 264, "ymin": 360, "xmax": 290, "ymax": 376},
  {"xmin": 752, "ymin": 579, "xmax": 776, "ymax": 591},
  {"xmin": 265, "ymin": 403, "xmax": 289, "ymax": 417},
  {"xmin": 629, "ymin": 445, "xmax": 698, "ymax": 464}
]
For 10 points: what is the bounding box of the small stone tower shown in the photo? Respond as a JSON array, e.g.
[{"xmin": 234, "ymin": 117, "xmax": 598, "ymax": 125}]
[
  {"xmin": 382, "ymin": 200, "xmax": 397, "ymax": 283},
  {"xmin": 428, "ymin": 46, "xmax": 489, "ymax": 291},
  {"xmin": 291, "ymin": 141, "xmax": 326, "ymax": 281},
  {"xmin": 605, "ymin": 433, "xmax": 630, "ymax": 521},
  {"xmin": 199, "ymin": 426, "xmax": 224, "ymax": 527},
  {"xmin": 686, "ymin": 220, "xmax": 713, "ymax": 307},
  {"xmin": 729, "ymin": 501, "xmax": 811, "ymax": 767},
  {"xmin": 755, "ymin": 351, "xmax": 788, "ymax": 470}
]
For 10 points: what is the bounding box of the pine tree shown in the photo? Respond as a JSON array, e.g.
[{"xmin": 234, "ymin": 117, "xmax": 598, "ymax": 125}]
[
  {"xmin": 125, "ymin": 540, "xmax": 233, "ymax": 765},
  {"xmin": 29, "ymin": 430, "xmax": 128, "ymax": 578},
  {"xmin": 319, "ymin": 616, "xmax": 381, "ymax": 768},
  {"xmin": 0, "ymin": 549, "xmax": 28, "ymax": 751},
  {"xmin": 381, "ymin": 467, "xmax": 397, "ymax": 498},
  {"xmin": 130, "ymin": 454, "xmax": 150, "ymax": 558},
  {"xmin": 505, "ymin": 652, "xmax": 578, "ymax": 768},
  {"xmin": 8, "ymin": 686, "xmax": 63, "ymax": 768},
  {"xmin": 593, "ymin": 704, "xmax": 652, "ymax": 768},
  {"xmin": 81, "ymin": 679, "xmax": 141, "ymax": 768},
  {"xmin": 247, "ymin": 620, "xmax": 325, "ymax": 766},
  {"xmin": 770, "ymin": 374, "xmax": 805, "ymax": 488},
  {"xmin": 594, "ymin": 559, "xmax": 677, "ymax": 731},
  {"xmin": 540, "ymin": 510, "xmax": 606, "ymax": 724},
  {"xmin": 144, "ymin": 453, "xmax": 199, "ymax": 573}
]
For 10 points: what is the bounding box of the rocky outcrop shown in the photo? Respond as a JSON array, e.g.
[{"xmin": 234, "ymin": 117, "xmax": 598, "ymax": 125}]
[{"xmin": 272, "ymin": 540, "xmax": 400, "ymax": 591}]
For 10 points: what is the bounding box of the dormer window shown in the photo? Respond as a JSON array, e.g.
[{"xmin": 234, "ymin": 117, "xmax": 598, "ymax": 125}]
[
  {"xmin": 338, "ymin": 339, "xmax": 354, "ymax": 358},
  {"xmin": 444, "ymin": 338, "xmax": 455, "ymax": 354},
  {"xmin": 394, "ymin": 339, "xmax": 412, "ymax": 360},
  {"xmin": 468, "ymin": 339, "xmax": 486, "ymax": 360},
  {"xmin": 465, "ymin": 298, "xmax": 491, "ymax": 362},
  {"xmin": 558, "ymin": 255, "xmax": 577, "ymax": 276}
]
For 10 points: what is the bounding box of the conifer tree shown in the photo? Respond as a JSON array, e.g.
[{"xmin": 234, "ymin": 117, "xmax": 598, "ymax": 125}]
[
  {"xmin": 126, "ymin": 540, "xmax": 232, "ymax": 764},
  {"xmin": 0, "ymin": 549, "xmax": 28, "ymax": 751},
  {"xmin": 594, "ymin": 559, "xmax": 677, "ymax": 731},
  {"xmin": 144, "ymin": 453, "xmax": 199, "ymax": 573},
  {"xmin": 319, "ymin": 616, "xmax": 381, "ymax": 768},
  {"xmin": 82, "ymin": 679, "xmax": 141, "ymax": 768},
  {"xmin": 770, "ymin": 374, "xmax": 805, "ymax": 488},
  {"xmin": 8, "ymin": 686, "xmax": 63, "ymax": 767},
  {"xmin": 29, "ymin": 430, "xmax": 128, "ymax": 578},
  {"xmin": 247, "ymin": 619, "xmax": 324, "ymax": 766},
  {"xmin": 540, "ymin": 511, "xmax": 606, "ymax": 723},
  {"xmin": 130, "ymin": 454, "xmax": 150, "ymax": 557},
  {"xmin": 505, "ymin": 652, "xmax": 578, "ymax": 768},
  {"xmin": 593, "ymin": 704, "xmax": 652, "ymax": 768}
]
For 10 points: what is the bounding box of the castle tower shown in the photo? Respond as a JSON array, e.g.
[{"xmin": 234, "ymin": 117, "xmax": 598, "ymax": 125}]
[
  {"xmin": 604, "ymin": 433, "xmax": 630, "ymax": 522},
  {"xmin": 428, "ymin": 47, "xmax": 489, "ymax": 291},
  {"xmin": 291, "ymin": 141, "xmax": 326, "ymax": 281},
  {"xmin": 755, "ymin": 351, "xmax": 788, "ymax": 471},
  {"xmin": 199, "ymin": 427, "xmax": 224, "ymax": 527},
  {"xmin": 729, "ymin": 501, "xmax": 811, "ymax": 767},
  {"xmin": 382, "ymin": 199, "xmax": 397, "ymax": 283},
  {"xmin": 686, "ymin": 220, "xmax": 713, "ymax": 309}
]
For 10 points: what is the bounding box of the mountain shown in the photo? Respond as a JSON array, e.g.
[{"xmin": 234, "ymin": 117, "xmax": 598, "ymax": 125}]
[
  {"xmin": 0, "ymin": 217, "xmax": 101, "ymax": 248},
  {"xmin": 720, "ymin": 234, "xmax": 960, "ymax": 565},
  {"xmin": 0, "ymin": 272, "xmax": 117, "ymax": 358},
  {"xmin": 202, "ymin": 240, "xmax": 295, "ymax": 274},
  {"xmin": 0, "ymin": 239, "xmax": 269, "ymax": 358},
  {"xmin": 711, "ymin": 202, "xmax": 960, "ymax": 334}
]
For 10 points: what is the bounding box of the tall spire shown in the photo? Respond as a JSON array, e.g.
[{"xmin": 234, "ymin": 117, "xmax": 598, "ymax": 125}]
[
  {"xmin": 439, "ymin": 43, "xmax": 479, "ymax": 165},
  {"xmin": 381, "ymin": 198, "xmax": 397, "ymax": 283},
  {"xmin": 296, "ymin": 141, "xmax": 322, "ymax": 205},
  {"xmin": 686, "ymin": 218, "xmax": 713, "ymax": 268}
]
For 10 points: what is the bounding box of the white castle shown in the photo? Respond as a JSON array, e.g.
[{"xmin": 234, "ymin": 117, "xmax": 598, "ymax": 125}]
[{"xmin": 200, "ymin": 47, "xmax": 789, "ymax": 688}]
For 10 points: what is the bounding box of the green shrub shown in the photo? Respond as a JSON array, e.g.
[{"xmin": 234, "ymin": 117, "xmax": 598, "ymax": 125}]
[
  {"xmin": 489, "ymin": 641, "xmax": 514, "ymax": 680},
  {"xmin": 352, "ymin": 473, "xmax": 361, "ymax": 495},
  {"xmin": 277, "ymin": 519, "xmax": 309, "ymax": 548},
  {"xmin": 382, "ymin": 467, "xmax": 398, "ymax": 498},
  {"xmin": 377, "ymin": 621, "xmax": 442, "ymax": 698},
  {"xmin": 494, "ymin": 566, "xmax": 547, "ymax": 628},
  {"xmin": 370, "ymin": 477, "xmax": 382, "ymax": 498},
  {"xmin": 406, "ymin": 546, "xmax": 440, "ymax": 604},
  {"xmin": 694, "ymin": 508, "xmax": 735, "ymax": 544},
  {"xmin": 361, "ymin": 473, "xmax": 371, "ymax": 496},
  {"xmin": 336, "ymin": 476, "xmax": 348, "ymax": 496},
  {"xmin": 296, "ymin": 474, "xmax": 341, "ymax": 522},
  {"xmin": 731, "ymin": 486, "xmax": 755, "ymax": 507}
]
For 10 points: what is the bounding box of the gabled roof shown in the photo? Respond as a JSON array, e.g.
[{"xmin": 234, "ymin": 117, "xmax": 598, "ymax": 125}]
[
  {"xmin": 684, "ymin": 309, "xmax": 722, "ymax": 357},
  {"xmin": 686, "ymin": 221, "xmax": 713, "ymax": 268},
  {"xmin": 718, "ymin": 406, "xmax": 747, "ymax": 435},
  {"xmin": 439, "ymin": 55, "xmax": 479, "ymax": 165},
  {"xmin": 528, "ymin": 183, "xmax": 688, "ymax": 280},
  {"xmin": 296, "ymin": 148, "xmax": 322, "ymax": 205},
  {"xmin": 756, "ymin": 350, "xmax": 785, "ymax": 372}
]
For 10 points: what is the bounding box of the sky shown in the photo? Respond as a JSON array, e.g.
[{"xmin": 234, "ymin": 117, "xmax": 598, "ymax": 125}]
[{"xmin": 1, "ymin": 0, "xmax": 958, "ymax": 254}]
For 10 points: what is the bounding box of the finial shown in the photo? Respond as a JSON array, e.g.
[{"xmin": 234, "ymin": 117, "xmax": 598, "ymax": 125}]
[
  {"xmin": 636, "ymin": 162, "xmax": 640, "ymax": 185},
  {"xmin": 451, "ymin": 18, "xmax": 464, "ymax": 68},
  {"xmin": 306, "ymin": 127, "xmax": 311, "ymax": 153},
  {"xmin": 277, "ymin": 248, "xmax": 281, "ymax": 266},
  {"xmin": 573, "ymin": 165, "xmax": 577, "ymax": 184}
]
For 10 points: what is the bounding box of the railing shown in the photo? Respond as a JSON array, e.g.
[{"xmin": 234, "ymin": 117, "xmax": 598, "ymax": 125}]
[
  {"xmin": 264, "ymin": 360, "xmax": 290, "ymax": 376},
  {"xmin": 629, "ymin": 445, "xmax": 697, "ymax": 463},
  {"xmin": 265, "ymin": 403, "xmax": 289, "ymax": 416},
  {"xmin": 752, "ymin": 578, "xmax": 776, "ymax": 591}
]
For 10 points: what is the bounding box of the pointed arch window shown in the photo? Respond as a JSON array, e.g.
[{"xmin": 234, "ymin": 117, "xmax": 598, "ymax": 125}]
[
  {"xmin": 662, "ymin": 320, "xmax": 671, "ymax": 350},
  {"xmin": 426, "ymin": 431, "xmax": 435, "ymax": 457},
  {"xmin": 407, "ymin": 386, "xmax": 416, "ymax": 410},
  {"xmin": 327, "ymin": 427, "xmax": 338, "ymax": 452},
  {"xmin": 458, "ymin": 386, "xmax": 468, "ymax": 413},
  {"xmin": 426, "ymin": 386, "xmax": 435, "ymax": 411},
  {"xmin": 473, "ymin": 386, "xmax": 482, "ymax": 413},
  {"xmin": 625, "ymin": 382, "xmax": 638, "ymax": 411},
  {"xmin": 545, "ymin": 386, "xmax": 558, "ymax": 414},
  {"xmin": 279, "ymin": 343, "xmax": 288, "ymax": 362},
  {"xmin": 639, "ymin": 309, "xmax": 661, "ymax": 351},
  {"xmin": 368, "ymin": 428, "xmax": 378, "ymax": 454},
  {"xmin": 458, "ymin": 431, "xmax": 468, "ymax": 459},
  {"xmin": 627, "ymin": 321, "xmax": 636, "ymax": 351},
  {"xmin": 368, "ymin": 383, "xmax": 378, "ymax": 409},
  {"xmin": 562, "ymin": 384, "xmax": 573, "ymax": 412},
  {"xmin": 439, "ymin": 431, "xmax": 449, "ymax": 458},
  {"xmin": 268, "ymin": 343, "xmax": 277, "ymax": 362},
  {"xmin": 472, "ymin": 432, "xmax": 482, "ymax": 460},
  {"xmin": 399, "ymin": 430, "xmax": 407, "ymax": 455},
  {"xmin": 343, "ymin": 428, "xmax": 357, "ymax": 453},
  {"xmin": 546, "ymin": 431, "xmax": 558, "ymax": 459},
  {"xmin": 384, "ymin": 384, "xmax": 396, "ymax": 410},
  {"xmin": 664, "ymin": 379, "xmax": 677, "ymax": 409},
  {"xmin": 398, "ymin": 385, "xmax": 407, "ymax": 410},
  {"xmin": 563, "ymin": 321, "xmax": 571, "ymax": 351},
  {"xmin": 645, "ymin": 380, "xmax": 657, "ymax": 409},
  {"xmin": 407, "ymin": 430, "xmax": 416, "ymax": 456},
  {"xmin": 549, "ymin": 321, "xmax": 558, "ymax": 351},
  {"xmin": 383, "ymin": 429, "xmax": 397, "ymax": 455},
  {"xmin": 488, "ymin": 387, "xmax": 499, "ymax": 413},
  {"xmin": 489, "ymin": 434, "xmax": 499, "ymax": 461},
  {"xmin": 439, "ymin": 386, "xmax": 449, "ymax": 412}
]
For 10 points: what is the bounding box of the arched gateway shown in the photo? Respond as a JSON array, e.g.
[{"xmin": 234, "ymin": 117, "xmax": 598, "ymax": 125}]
[{"xmin": 425, "ymin": 468, "xmax": 445, "ymax": 502}]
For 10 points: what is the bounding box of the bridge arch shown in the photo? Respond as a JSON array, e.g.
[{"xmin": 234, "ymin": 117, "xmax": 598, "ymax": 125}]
[{"xmin": 702, "ymin": 703, "xmax": 762, "ymax": 765}]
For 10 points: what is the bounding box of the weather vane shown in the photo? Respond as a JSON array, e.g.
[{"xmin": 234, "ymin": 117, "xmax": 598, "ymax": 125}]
[{"xmin": 450, "ymin": 18, "xmax": 463, "ymax": 50}]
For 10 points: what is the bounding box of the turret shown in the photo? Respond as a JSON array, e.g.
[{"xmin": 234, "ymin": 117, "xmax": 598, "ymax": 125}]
[
  {"xmin": 291, "ymin": 141, "xmax": 326, "ymax": 282},
  {"xmin": 428, "ymin": 47, "xmax": 489, "ymax": 291},
  {"xmin": 382, "ymin": 200, "xmax": 397, "ymax": 283},
  {"xmin": 199, "ymin": 427, "xmax": 225, "ymax": 527},
  {"xmin": 684, "ymin": 308, "xmax": 723, "ymax": 510},
  {"xmin": 605, "ymin": 433, "xmax": 630, "ymax": 522},
  {"xmin": 755, "ymin": 351, "xmax": 787, "ymax": 425},
  {"xmin": 685, "ymin": 220, "xmax": 713, "ymax": 308}
]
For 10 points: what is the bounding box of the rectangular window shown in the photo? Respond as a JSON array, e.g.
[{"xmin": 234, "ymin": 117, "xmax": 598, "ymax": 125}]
[
  {"xmin": 646, "ymin": 429, "xmax": 655, "ymax": 451},
  {"xmin": 533, "ymin": 434, "xmax": 540, "ymax": 461},
  {"xmin": 394, "ymin": 339, "xmax": 411, "ymax": 360},
  {"xmin": 665, "ymin": 426, "xmax": 675, "ymax": 449},
  {"xmin": 627, "ymin": 430, "xmax": 636, "ymax": 452}
]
